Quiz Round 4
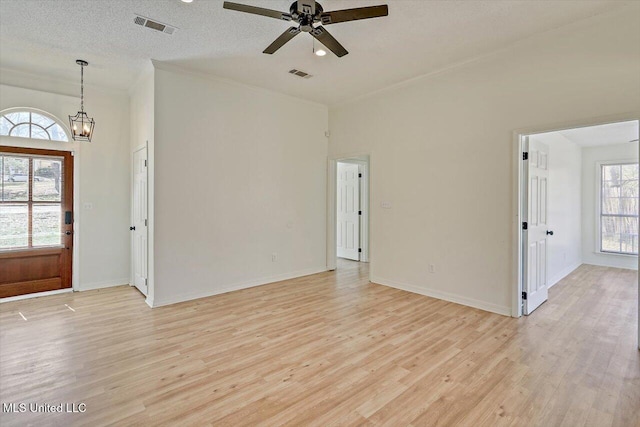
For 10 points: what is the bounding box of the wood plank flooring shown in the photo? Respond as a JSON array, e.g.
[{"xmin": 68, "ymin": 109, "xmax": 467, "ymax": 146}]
[{"xmin": 0, "ymin": 261, "xmax": 638, "ymax": 426}]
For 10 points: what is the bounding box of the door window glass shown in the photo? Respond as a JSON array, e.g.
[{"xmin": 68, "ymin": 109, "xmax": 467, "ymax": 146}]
[{"xmin": 0, "ymin": 154, "xmax": 64, "ymax": 250}]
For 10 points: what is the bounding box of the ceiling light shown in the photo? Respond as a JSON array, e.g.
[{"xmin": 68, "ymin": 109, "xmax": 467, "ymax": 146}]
[
  {"xmin": 313, "ymin": 39, "xmax": 326, "ymax": 57},
  {"xmin": 68, "ymin": 60, "xmax": 95, "ymax": 142},
  {"xmin": 181, "ymin": 0, "xmax": 193, "ymax": 3}
]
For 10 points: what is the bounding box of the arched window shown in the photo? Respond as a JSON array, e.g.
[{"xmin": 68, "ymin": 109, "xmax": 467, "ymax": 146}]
[{"xmin": 0, "ymin": 109, "xmax": 70, "ymax": 142}]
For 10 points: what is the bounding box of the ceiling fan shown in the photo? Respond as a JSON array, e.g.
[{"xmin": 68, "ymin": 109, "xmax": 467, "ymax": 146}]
[{"xmin": 223, "ymin": 1, "xmax": 389, "ymax": 57}]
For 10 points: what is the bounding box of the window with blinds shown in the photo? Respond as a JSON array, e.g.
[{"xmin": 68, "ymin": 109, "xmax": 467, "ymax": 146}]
[
  {"xmin": 600, "ymin": 163, "xmax": 639, "ymax": 255},
  {"xmin": 0, "ymin": 153, "xmax": 65, "ymax": 250}
]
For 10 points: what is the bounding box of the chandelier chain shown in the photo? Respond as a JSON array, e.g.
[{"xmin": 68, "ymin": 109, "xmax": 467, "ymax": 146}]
[{"xmin": 80, "ymin": 63, "xmax": 84, "ymax": 112}]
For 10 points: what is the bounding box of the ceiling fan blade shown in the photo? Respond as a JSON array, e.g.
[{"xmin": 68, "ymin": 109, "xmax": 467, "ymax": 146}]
[
  {"xmin": 310, "ymin": 26, "xmax": 348, "ymax": 57},
  {"xmin": 223, "ymin": 2, "xmax": 292, "ymax": 21},
  {"xmin": 320, "ymin": 5, "xmax": 388, "ymax": 25},
  {"xmin": 263, "ymin": 27, "xmax": 301, "ymax": 54}
]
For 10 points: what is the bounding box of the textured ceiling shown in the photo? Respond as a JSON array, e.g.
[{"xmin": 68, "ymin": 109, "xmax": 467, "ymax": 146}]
[
  {"xmin": 0, "ymin": 0, "xmax": 634, "ymax": 105},
  {"xmin": 557, "ymin": 121, "xmax": 640, "ymax": 147}
]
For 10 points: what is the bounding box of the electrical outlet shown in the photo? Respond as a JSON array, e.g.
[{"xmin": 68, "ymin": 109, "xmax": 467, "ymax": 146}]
[
  {"xmin": 272, "ymin": 253, "xmax": 278, "ymax": 262},
  {"xmin": 83, "ymin": 202, "xmax": 93, "ymax": 210},
  {"xmin": 381, "ymin": 201, "xmax": 392, "ymax": 209},
  {"xmin": 429, "ymin": 264, "xmax": 436, "ymax": 273}
]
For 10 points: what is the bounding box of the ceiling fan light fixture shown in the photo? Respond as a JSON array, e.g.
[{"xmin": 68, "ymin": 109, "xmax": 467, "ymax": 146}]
[
  {"xmin": 313, "ymin": 38, "xmax": 326, "ymax": 56},
  {"xmin": 68, "ymin": 59, "xmax": 95, "ymax": 142}
]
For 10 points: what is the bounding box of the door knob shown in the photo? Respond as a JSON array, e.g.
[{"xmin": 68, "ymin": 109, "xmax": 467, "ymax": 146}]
[
  {"xmin": 130, "ymin": 226, "xmax": 136, "ymax": 231},
  {"xmin": 65, "ymin": 231, "xmax": 72, "ymax": 235},
  {"xmin": 546, "ymin": 230, "xmax": 554, "ymax": 236}
]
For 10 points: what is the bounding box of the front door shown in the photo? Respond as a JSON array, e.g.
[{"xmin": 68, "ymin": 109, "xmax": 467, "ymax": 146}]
[
  {"xmin": 132, "ymin": 146, "xmax": 148, "ymax": 296},
  {"xmin": 0, "ymin": 146, "xmax": 73, "ymax": 298},
  {"xmin": 523, "ymin": 138, "xmax": 549, "ymax": 315},
  {"xmin": 337, "ymin": 162, "xmax": 360, "ymax": 261}
]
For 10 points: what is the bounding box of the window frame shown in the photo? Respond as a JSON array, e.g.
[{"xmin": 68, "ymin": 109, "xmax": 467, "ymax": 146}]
[
  {"xmin": 0, "ymin": 108, "xmax": 71, "ymax": 142},
  {"xmin": 596, "ymin": 160, "xmax": 639, "ymax": 257}
]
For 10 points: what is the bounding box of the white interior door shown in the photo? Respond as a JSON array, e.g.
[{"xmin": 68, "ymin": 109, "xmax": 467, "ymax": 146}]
[
  {"xmin": 523, "ymin": 138, "xmax": 549, "ymax": 315},
  {"xmin": 337, "ymin": 162, "xmax": 360, "ymax": 261},
  {"xmin": 132, "ymin": 146, "xmax": 148, "ymax": 296}
]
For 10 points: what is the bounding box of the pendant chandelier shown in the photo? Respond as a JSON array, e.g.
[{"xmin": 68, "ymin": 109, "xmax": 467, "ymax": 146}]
[{"xmin": 69, "ymin": 59, "xmax": 95, "ymax": 142}]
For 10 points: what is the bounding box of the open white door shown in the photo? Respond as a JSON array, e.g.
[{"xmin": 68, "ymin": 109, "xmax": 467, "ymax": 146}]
[
  {"xmin": 132, "ymin": 146, "xmax": 148, "ymax": 296},
  {"xmin": 523, "ymin": 138, "xmax": 550, "ymax": 315},
  {"xmin": 337, "ymin": 162, "xmax": 360, "ymax": 261}
]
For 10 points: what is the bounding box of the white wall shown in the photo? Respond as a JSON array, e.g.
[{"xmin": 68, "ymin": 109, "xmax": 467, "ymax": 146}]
[
  {"xmin": 130, "ymin": 67, "xmax": 154, "ymax": 154},
  {"xmin": 151, "ymin": 65, "xmax": 329, "ymax": 306},
  {"xmin": 529, "ymin": 132, "xmax": 583, "ymax": 287},
  {"xmin": 0, "ymin": 72, "xmax": 131, "ymax": 290},
  {"xmin": 328, "ymin": 5, "xmax": 640, "ymax": 315},
  {"xmin": 582, "ymin": 142, "xmax": 639, "ymax": 270}
]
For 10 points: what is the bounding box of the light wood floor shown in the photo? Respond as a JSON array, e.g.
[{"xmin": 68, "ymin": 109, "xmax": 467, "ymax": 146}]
[{"xmin": 0, "ymin": 261, "xmax": 638, "ymax": 426}]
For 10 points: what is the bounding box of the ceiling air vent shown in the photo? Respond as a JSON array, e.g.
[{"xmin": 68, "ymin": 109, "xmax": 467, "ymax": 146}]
[
  {"xmin": 289, "ymin": 69, "xmax": 312, "ymax": 79},
  {"xmin": 133, "ymin": 14, "xmax": 177, "ymax": 35}
]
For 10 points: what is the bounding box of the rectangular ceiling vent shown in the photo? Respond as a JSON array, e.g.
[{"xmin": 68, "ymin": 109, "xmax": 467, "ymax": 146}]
[
  {"xmin": 134, "ymin": 14, "xmax": 177, "ymax": 35},
  {"xmin": 289, "ymin": 69, "xmax": 312, "ymax": 79}
]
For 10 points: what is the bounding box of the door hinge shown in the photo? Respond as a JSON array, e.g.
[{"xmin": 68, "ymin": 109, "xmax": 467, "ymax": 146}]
[
  {"xmin": 358, "ymin": 248, "xmax": 362, "ymax": 253},
  {"xmin": 522, "ymin": 222, "xmax": 528, "ymax": 230},
  {"xmin": 145, "ymin": 219, "xmax": 148, "ymax": 226},
  {"xmin": 358, "ymin": 210, "xmax": 362, "ymax": 215},
  {"xmin": 145, "ymin": 278, "xmax": 148, "ymax": 287},
  {"xmin": 523, "ymin": 152, "xmax": 529, "ymax": 160},
  {"xmin": 144, "ymin": 160, "xmax": 147, "ymax": 167},
  {"xmin": 522, "ymin": 291, "xmax": 527, "ymax": 300},
  {"xmin": 358, "ymin": 173, "xmax": 362, "ymax": 178}
]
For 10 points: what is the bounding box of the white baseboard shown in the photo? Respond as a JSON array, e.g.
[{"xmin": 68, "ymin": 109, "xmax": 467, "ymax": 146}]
[
  {"xmin": 548, "ymin": 261, "xmax": 582, "ymax": 289},
  {"xmin": 370, "ymin": 275, "xmax": 511, "ymax": 316},
  {"xmin": 151, "ymin": 267, "xmax": 328, "ymax": 308},
  {"xmin": 582, "ymin": 259, "xmax": 638, "ymax": 271},
  {"xmin": 77, "ymin": 278, "xmax": 130, "ymax": 292},
  {"xmin": 0, "ymin": 288, "xmax": 73, "ymax": 303}
]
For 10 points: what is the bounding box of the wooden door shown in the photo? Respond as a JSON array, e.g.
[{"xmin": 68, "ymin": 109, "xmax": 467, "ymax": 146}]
[
  {"xmin": 523, "ymin": 138, "xmax": 549, "ymax": 315},
  {"xmin": 0, "ymin": 146, "xmax": 73, "ymax": 298},
  {"xmin": 132, "ymin": 146, "xmax": 148, "ymax": 296},
  {"xmin": 337, "ymin": 162, "xmax": 360, "ymax": 261}
]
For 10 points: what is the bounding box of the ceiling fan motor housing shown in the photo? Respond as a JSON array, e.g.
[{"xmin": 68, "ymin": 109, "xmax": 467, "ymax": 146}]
[{"xmin": 290, "ymin": 1, "xmax": 324, "ymax": 32}]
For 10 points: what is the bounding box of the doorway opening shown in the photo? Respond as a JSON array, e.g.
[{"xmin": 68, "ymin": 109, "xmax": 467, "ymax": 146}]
[
  {"xmin": 515, "ymin": 119, "xmax": 639, "ymax": 318},
  {"xmin": 328, "ymin": 155, "xmax": 370, "ymax": 273},
  {"xmin": 131, "ymin": 144, "xmax": 148, "ymax": 298}
]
